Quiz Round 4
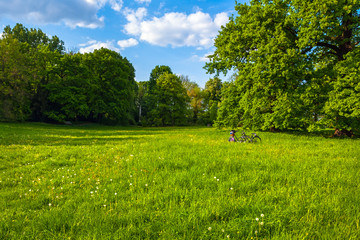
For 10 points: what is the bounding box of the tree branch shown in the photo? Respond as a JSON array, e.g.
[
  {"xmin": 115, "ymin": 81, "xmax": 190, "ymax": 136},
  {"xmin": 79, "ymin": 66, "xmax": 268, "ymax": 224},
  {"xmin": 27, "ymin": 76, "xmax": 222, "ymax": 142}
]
[{"xmin": 316, "ymin": 42, "xmax": 343, "ymax": 60}]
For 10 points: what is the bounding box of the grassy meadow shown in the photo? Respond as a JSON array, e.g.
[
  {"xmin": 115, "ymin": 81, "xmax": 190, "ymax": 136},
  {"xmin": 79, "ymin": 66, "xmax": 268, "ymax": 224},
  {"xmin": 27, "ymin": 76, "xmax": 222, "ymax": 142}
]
[{"xmin": 0, "ymin": 122, "xmax": 359, "ymax": 239}]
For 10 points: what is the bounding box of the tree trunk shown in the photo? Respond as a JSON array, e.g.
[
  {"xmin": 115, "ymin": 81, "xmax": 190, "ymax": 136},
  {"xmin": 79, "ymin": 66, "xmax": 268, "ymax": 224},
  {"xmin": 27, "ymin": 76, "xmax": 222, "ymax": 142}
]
[{"xmin": 332, "ymin": 128, "xmax": 354, "ymax": 138}]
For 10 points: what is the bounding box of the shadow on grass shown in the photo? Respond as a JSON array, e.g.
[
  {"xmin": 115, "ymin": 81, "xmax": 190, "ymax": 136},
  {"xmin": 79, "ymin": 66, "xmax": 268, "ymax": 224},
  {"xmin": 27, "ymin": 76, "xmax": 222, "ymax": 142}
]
[
  {"xmin": 0, "ymin": 122, "xmax": 170, "ymax": 146},
  {"xmin": 271, "ymin": 129, "xmax": 359, "ymax": 139}
]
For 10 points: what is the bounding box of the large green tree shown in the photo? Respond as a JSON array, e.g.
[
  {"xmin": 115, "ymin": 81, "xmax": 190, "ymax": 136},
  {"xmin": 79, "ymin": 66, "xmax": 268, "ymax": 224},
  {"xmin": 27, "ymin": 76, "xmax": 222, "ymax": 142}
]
[
  {"xmin": 83, "ymin": 48, "xmax": 137, "ymax": 125},
  {"xmin": 147, "ymin": 72, "xmax": 189, "ymax": 126},
  {"xmin": 44, "ymin": 53, "xmax": 91, "ymax": 122},
  {"xmin": 141, "ymin": 65, "xmax": 174, "ymax": 125},
  {"xmin": 206, "ymin": 0, "xmax": 360, "ymax": 134}
]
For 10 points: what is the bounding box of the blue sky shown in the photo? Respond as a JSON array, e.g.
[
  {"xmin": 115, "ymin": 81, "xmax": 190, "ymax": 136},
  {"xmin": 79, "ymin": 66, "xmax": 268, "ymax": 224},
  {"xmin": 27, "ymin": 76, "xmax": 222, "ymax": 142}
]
[{"xmin": 0, "ymin": 0, "xmax": 246, "ymax": 87}]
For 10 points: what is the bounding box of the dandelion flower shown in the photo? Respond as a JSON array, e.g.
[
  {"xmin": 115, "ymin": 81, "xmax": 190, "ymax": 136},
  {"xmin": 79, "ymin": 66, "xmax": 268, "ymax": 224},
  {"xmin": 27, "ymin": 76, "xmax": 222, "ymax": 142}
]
[
  {"xmin": 261, "ymin": 213, "xmax": 264, "ymax": 217},
  {"xmin": 115, "ymin": 193, "xmax": 117, "ymax": 195},
  {"xmin": 208, "ymin": 227, "xmax": 212, "ymax": 231},
  {"xmin": 256, "ymin": 218, "xmax": 259, "ymax": 221},
  {"xmin": 260, "ymin": 222, "xmax": 264, "ymax": 225},
  {"xmin": 130, "ymin": 183, "xmax": 132, "ymax": 186},
  {"xmin": 48, "ymin": 203, "xmax": 52, "ymax": 207},
  {"xmin": 145, "ymin": 184, "xmax": 148, "ymax": 187},
  {"xmin": 222, "ymin": 229, "xmax": 225, "ymax": 232},
  {"xmin": 227, "ymin": 235, "xmax": 230, "ymax": 238}
]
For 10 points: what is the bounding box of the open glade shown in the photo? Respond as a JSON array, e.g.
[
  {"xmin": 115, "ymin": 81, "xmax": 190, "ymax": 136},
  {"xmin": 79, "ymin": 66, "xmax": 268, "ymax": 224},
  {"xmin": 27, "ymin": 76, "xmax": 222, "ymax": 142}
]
[{"xmin": 0, "ymin": 122, "xmax": 359, "ymax": 239}]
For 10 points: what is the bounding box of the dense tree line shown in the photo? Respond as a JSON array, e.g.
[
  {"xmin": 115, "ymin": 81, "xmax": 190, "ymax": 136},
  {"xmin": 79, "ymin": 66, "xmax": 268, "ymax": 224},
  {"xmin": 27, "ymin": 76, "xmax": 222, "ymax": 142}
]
[
  {"xmin": 1, "ymin": 24, "xmax": 137, "ymax": 125},
  {"xmin": 205, "ymin": 0, "xmax": 360, "ymax": 136},
  {"xmin": 0, "ymin": 24, "xmax": 222, "ymax": 126},
  {"xmin": 137, "ymin": 65, "xmax": 222, "ymax": 126}
]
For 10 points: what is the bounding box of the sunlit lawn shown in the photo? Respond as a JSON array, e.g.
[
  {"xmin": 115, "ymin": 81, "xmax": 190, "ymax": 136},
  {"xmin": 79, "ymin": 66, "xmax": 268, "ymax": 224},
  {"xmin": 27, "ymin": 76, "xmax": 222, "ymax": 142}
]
[{"xmin": 0, "ymin": 122, "xmax": 359, "ymax": 239}]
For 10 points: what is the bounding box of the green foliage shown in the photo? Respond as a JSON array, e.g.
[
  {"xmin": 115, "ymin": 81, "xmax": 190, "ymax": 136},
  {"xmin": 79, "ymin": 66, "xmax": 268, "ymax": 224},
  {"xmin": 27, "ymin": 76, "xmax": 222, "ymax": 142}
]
[
  {"xmin": 1, "ymin": 123, "xmax": 359, "ymax": 239},
  {"xmin": 148, "ymin": 65, "xmax": 173, "ymax": 93},
  {"xmin": 181, "ymin": 75, "xmax": 204, "ymax": 124},
  {"xmin": 0, "ymin": 36, "xmax": 33, "ymax": 121},
  {"xmin": 148, "ymin": 73, "xmax": 189, "ymax": 126},
  {"xmin": 140, "ymin": 65, "xmax": 174, "ymax": 125},
  {"xmin": 206, "ymin": 0, "xmax": 360, "ymax": 133},
  {"xmin": 82, "ymin": 48, "xmax": 137, "ymax": 125},
  {"xmin": 3, "ymin": 23, "xmax": 65, "ymax": 53},
  {"xmin": 203, "ymin": 77, "xmax": 222, "ymax": 125},
  {"xmin": 1, "ymin": 24, "xmax": 137, "ymax": 125},
  {"xmin": 44, "ymin": 53, "xmax": 91, "ymax": 122},
  {"xmin": 324, "ymin": 49, "xmax": 360, "ymax": 131}
]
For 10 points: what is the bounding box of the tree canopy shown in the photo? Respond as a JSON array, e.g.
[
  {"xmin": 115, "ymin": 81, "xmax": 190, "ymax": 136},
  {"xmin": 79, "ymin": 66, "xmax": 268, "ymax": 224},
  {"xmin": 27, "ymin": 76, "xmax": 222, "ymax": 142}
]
[
  {"xmin": 1, "ymin": 24, "xmax": 137, "ymax": 125},
  {"xmin": 205, "ymin": 0, "xmax": 360, "ymax": 135}
]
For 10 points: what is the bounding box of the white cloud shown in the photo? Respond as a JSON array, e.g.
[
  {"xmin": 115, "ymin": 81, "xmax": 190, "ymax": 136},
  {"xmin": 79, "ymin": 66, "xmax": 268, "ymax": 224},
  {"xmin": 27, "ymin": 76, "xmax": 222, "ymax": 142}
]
[
  {"xmin": 191, "ymin": 51, "xmax": 213, "ymax": 62},
  {"xmin": 109, "ymin": 0, "xmax": 123, "ymax": 12},
  {"xmin": 123, "ymin": 7, "xmax": 147, "ymax": 36},
  {"xmin": 117, "ymin": 38, "xmax": 139, "ymax": 49},
  {"xmin": 135, "ymin": 0, "xmax": 151, "ymax": 3},
  {"xmin": 123, "ymin": 9, "xmax": 229, "ymax": 49},
  {"xmin": 0, "ymin": 0, "xmax": 123, "ymax": 28},
  {"xmin": 214, "ymin": 12, "xmax": 229, "ymax": 28},
  {"xmin": 79, "ymin": 40, "xmax": 120, "ymax": 53}
]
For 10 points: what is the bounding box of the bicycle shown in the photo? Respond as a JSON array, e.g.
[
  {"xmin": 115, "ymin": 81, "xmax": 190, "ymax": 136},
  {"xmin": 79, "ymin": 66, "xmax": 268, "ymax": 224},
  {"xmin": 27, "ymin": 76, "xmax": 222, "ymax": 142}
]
[
  {"xmin": 240, "ymin": 131, "xmax": 261, "ymax": 143},
  {"xmin": 229, "ymin": 130, "xmax": 261, "ymax": 143}
]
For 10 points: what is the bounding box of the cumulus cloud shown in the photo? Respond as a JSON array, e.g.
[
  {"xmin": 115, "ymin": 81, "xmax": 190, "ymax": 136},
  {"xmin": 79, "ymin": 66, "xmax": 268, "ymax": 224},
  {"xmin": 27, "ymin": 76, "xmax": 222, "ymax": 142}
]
[
  {"xmin": 117, "ymin": 38, "xmax": 139, "ymax": 49},
  {"xmin": 79, "ymin": 40, "xmax": 120, "ymax": 53},
  {"xmin": 123, "ymin": 7, "xmax": 147, "ymax": 36},
  {"xmin": 0, "ymin": 0, "xmax": 123, "ymax": 28},
  {"xmin": 123, "ymin": 9, "xmax": 229, "ymax": 49}
]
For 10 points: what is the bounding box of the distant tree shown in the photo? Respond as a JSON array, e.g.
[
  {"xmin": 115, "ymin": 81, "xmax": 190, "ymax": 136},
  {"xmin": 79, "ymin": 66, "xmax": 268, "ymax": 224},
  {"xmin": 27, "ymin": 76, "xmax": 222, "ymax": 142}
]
[
  {"xmin": 148, "ymin": 65, "xmax": 173, "ymax": 92},
  {"xmin": 0, "ymin": 36, "xmax": 33, "ymax": 121},
  {"xmin": 142, "ymin": 65, "xmax": 174, "ymax": 125},
  {"xmin": 180, "ymin": 75, "xmax": 203, "ymax": 124},
  {"xmin": 203, "ymin": 77, "xmax": 222, "ymax": 125},
  {"xmin": 3, "ymin": 23, "xmax": 65, "ymax": 53},
  {"xmin": 83, "ymin": 48, "xmax": 137, "ymax": 124},
  {"xmin": 1, "ymin": 24, "xmax": 66, "ymax": 122},
  {"xmin": 27, "ymin": 43, "xmax": 66, "ymax": 122},
  {"xmin": 136, "ymin": 81, "xmax": 147, "ymax": 123},
  {"xmin": 149, "ymin": 73, "xmax": 189, "ymax": 126},
  {"xmin": 44, "ymin": 53, "xmax": 91, "ymax": 122}
]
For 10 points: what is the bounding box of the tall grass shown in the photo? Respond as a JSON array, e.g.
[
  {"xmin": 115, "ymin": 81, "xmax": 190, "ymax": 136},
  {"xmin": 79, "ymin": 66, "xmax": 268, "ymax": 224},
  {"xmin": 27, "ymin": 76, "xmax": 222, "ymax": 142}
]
[{"xmin": 0, "ymin": 122, "xmax": 359, "ymax": 239}]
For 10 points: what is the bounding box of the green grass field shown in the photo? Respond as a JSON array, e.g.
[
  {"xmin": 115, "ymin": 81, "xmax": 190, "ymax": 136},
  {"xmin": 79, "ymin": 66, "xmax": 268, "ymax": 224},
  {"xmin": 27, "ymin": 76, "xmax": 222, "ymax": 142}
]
[{"xmin": 0, "ymin": 122, "xmax": 359, "ymax": 239}]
